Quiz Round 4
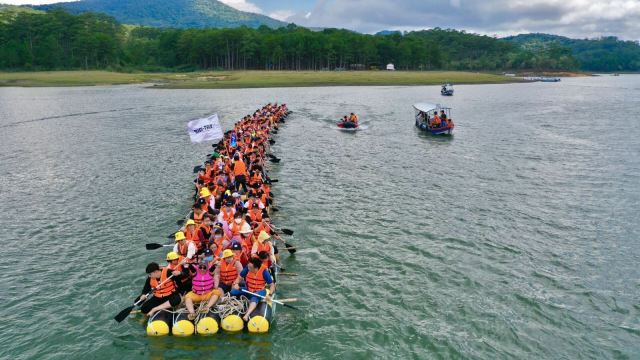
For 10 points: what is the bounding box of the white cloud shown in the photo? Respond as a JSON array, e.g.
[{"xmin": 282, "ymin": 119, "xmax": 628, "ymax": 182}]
[
  {"xmin": 218, "ymin": 0, "xmax": 263, "ymax": 14},
  {"xmin": 269, "ymin": 10, "xmax": 295, "ymax": 21}
]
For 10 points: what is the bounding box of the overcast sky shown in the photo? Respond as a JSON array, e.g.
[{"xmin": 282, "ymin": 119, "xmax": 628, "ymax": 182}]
[{"xmin": 4, "ymin": 0, "xmax": 639, "ymax": 40}]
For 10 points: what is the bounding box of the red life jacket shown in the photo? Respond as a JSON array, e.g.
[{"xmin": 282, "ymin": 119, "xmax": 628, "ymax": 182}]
[{"xmin": 150, "ymin": 267, "xmax": 176, "ymax": 298}]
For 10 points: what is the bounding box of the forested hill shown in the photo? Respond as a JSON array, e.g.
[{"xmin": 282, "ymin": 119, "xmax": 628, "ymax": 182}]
[
  {"xmin": 504, "ymin": 33, "xmax": 640, "ymax": 71},
  {"xmin": 34, "ymin": 0, "xmax": 286, "ymax": 28}
]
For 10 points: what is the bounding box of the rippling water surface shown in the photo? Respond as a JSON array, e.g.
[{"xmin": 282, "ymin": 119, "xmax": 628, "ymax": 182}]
[{"xmin": 0, "ymin": 76, "xmax": 639, "ymax": 359}]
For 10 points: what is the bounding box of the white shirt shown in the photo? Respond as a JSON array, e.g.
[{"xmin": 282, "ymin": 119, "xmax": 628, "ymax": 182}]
[{"xmin": 173, "ymin": 241, "xmax": 197, "ymax": 260}]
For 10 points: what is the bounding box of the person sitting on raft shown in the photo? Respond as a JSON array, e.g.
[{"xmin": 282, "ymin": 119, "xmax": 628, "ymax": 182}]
[
  {"xmin": 184, "ymin": 258, "xmax": 223, "ymax": 320},
  {"xmin": 341, "ymin": 115, "xmax": 349, "ymax": 124},
  {"xmin": 173, "ymin": 231, "xmax": 198, "ymax": 263},
  {"xmin": 139, "ymin": 262, "xmax": 182, "ymax": 317},
  {"xmin": 230, "ymin": 257, "xmax": 276, "ymax": 322},
  {"xmin": 349, "ymin": 112, "xmax": 359, "ymax": 124},
  {"xmin": 214, "ymin": 249, "xmax": 244, "ymax": 294}
]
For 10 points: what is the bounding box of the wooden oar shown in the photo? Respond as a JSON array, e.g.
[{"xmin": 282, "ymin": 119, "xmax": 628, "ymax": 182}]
[
  {"xmin": 241, "ymin": 290, "xmax": 300, "ymax": 311},
  {"xmin": 268, "ymin": 225, "xmax": 296, "ymax": 254},
  {"xmin": 193, "ymin": 165, "xmax": 203, "ymax": 173},
  {"xmin": 276, "ymin": 298, "xmax": 297, "ymax": 303},
  {"xmin": 145, "ymin": 243, "xmax": 174, "ymax": 250}
]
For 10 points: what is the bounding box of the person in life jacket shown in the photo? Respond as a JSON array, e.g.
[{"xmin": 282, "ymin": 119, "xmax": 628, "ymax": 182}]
[
  {"xmin": 230, "ymin": 241, "xmax": 249, "ymax": 267},
  {"xmin": 184, "ymin": 259, "xmax": 223, "ymax": 320},
  {"xmin": 349, "ymin": 112, "xmax": 359, "ymax": 124},
  {"xmin": 183, "ymin": 219, "xmax": 205, "ymax": 252},
  {"xmin": 173, "ymin": 231, "xmax": 197, "ymax": 263},
  {"xmin": 230, "ymin": 257, "xmax": 276, "ymax": 322},
  {"xmin": 217, "ymin": 200, "xmax": 236, "ymax": 226},
  {"xmin": 192, "ymin": 200, "xmax": 207, "ymax": 226},
  {"xmin": 199, "ymin": 187, "xmax": 215, "ymax": 212},
  {"xmin": 165, "ymin": 251, "xmax": 193, "ymax": 295},
  {"xmin": 213, "ymin": 249, "xmax": 243, "ymax": 294},
  {"xmin": 431, "ymin": 111, "xmax": 441, "ymax": 128},
  {"xmin": 232, "ymin": 153, "xmax": 248, "ymax": 193},
  {"xmin": 139, "ymin": 262, "xmax": 182, "ymax": 316},
  {"xmin": 230, "ymin": 212, "xmax": 251, "ymax": 241},
  {"xmin": 251, "ymin": 231, "xmax": 276, "ymax": 268}
]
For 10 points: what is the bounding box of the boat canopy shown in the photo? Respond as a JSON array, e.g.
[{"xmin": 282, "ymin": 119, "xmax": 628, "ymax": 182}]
[{"xmin": 413, "ymin": 103, "xmax": 450, "ymax": 114}]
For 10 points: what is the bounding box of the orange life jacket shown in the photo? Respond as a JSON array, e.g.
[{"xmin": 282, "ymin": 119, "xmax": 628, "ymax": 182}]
[
  {"xmin": 254, "ymin": 242, "xmax": 272, "ymax": 267},
  {"xmin": 193, "ymin": 209, "xmax": 205, "ymax": 225},
  {"xmin": 219, "ymin": 259, "xmax": 239, "ymax": 285},
  {"xmin": 221, "ymin": 208, "xmax": 235, "ymax": 223},
  {"xmin": 246, "ymin": 265, "xmax": 268, "ymax": 292},
  {"xmin": 230, "ymin": 220, "xmax": 248, "ymax": 236},
  {"xmin": 249, "ymin": 208, "xmax": 262, "ymax": 222},
  {"xmin": 233, "ymin": 160, "xmax": 247, "ymax": 176},
  {"xmin": 150, "ymin": 267, "xmax": 176, "ymax": 298}
]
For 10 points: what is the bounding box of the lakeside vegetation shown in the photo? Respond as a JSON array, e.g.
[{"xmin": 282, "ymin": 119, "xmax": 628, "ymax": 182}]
[
  {"xmin": 1, "ymin": 9, "xmax": 579, "ymax": 73},
  {"xmin": 0, "ymin": 70, "xmax": 520, "ymax": 88}
]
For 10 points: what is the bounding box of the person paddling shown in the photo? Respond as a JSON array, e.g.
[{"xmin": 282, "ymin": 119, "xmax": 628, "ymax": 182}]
[
  {"xmin": 213, "ymin": 249, "xmax": 243, "ymax": 295},
  {"xmin": 139, "ymin": 262, "xmax": 182, "ymax": 317},
  {"xmin": 230, "ymin": 257, "xmax": 276, "ymax": 322}
]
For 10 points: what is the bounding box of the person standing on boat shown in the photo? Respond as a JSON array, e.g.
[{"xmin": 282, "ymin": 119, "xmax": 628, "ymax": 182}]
[
  {"xmin": 232, "ymin": 153, "xmax": 248, "ymax": 193},
  {"xmin": 139, "ymin": 262, "xmax": 182, "ymax": 317},
  {"xmin": 230, "ymin": 257, "xmax": 276, "ymax": 322}
]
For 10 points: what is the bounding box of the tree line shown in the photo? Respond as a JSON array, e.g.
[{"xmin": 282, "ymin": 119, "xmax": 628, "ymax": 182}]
[{"xmin": 0, "ymin": 9, "xmax": 588, "ymax": 71}]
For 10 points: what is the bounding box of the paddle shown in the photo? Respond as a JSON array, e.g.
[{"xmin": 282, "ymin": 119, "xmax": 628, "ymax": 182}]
[
  {"xmin": 269, "ymin": 139, "xmax": 275, "ymax": 145},
  {"xmin": 193, "ymin": 165, "xmax": 203, "ymax": 173},
  {"xmin": 241, "ymin": 289, "xmax": 300, "ymax": 311},
  {"xmin": 145, "ymin": 243, "xmax": 174, "ymax": 250},
  {"xmin": 114, "ymin": 273, "xmax": 177, "ymax": 323}
]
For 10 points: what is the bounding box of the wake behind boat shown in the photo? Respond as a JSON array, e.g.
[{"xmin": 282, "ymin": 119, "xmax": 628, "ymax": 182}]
[{"xmin": 414, "ymin": 103, "xmax": 455, "ymax": 135}]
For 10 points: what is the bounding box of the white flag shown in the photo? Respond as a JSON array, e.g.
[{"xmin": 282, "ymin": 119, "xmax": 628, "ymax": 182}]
[{"xmin": 187, "ymin": 113, "xmax": 223, "ymax": 144}]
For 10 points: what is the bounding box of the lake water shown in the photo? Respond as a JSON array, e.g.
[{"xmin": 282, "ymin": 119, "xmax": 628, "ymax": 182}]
[{"xmin": 0, "ymin": 75, "xmax": 639, "ymax": 359}]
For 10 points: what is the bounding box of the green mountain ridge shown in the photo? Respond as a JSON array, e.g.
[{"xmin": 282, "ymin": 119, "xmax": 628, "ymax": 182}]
[
  {"xmin": 32, "ymin": 0, "xmax": 286, "ymax": 28},
  {"xmin": 504, "ymin": 33, "xmax": 640, "ymax": 71}
]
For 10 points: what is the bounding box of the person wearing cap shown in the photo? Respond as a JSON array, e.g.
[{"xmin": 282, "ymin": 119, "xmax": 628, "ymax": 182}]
[
  {"xmin": 213, "ymin": 249, "xmax": 244, "ymax": 294},
  {"xmin": 251, "ymin": 231, "xmax": 276, "ymax": 268},
  {"xmin": 230, "ymin": 258, "xmax": 276, "ymax": 322},
  {"xmin": 230, "ymin": 241, "xmax": 249, "ymax": 267},
  {"xmin": 139, "ymin": 262, "xmax": 182, "ymax": 316},
  {"xmin": 173, "ymin": 231, "xmax": 197, "ymax": 263}
]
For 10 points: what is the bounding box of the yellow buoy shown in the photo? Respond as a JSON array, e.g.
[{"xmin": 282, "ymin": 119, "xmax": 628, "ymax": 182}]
[
  {"xmin": 146, "ymin": 320, "xmax": 170, "ymax": 336},
  {"xmin": 221, "ymin": 314, "xmax": 244, "ymax": 332},
  {"xmin": 247, "ymin": 315, "xmax": 270, "ymax": 333},
  {"xmin": 196, "ymin": 317, "xmax": 219, "ymax": 335},
  {"xmin": 172, "ymin": 319, "xmax": 195, "ymax": 337}
]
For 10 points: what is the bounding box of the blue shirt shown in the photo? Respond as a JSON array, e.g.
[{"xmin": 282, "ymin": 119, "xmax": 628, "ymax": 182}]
[{"xmin": 240, "ymin": 267, "xmax": 273, "ymax": 284}]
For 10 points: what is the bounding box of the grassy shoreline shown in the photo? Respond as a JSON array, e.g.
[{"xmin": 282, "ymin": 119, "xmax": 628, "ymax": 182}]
[{"xmin": 0, "ymin": 70, "xmax": 529, "ymax": 88}]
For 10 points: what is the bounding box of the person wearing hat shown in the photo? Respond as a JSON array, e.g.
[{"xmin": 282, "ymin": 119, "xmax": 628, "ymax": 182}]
[
  {"xmin": 165, "ymin": 251, "xmax": 193, "ymax": 295},
  {"xmin": 213, "ymin": 249, "xmax": 244, "ymax": 294},
  {"xmin": 251, "ymin": 231, "xmax": 276, "ymax": 268},
  {"xmin": 173, "ymin": 231, "xmax": 197, "ymax": 263},
  {"xmin": 230, "ymin": 257, "xmax": 276, "ymax": 322},
  {"xmin": 198, "ymin": 187, "xmax": 215, "ymax": 213},
  {"xmin": 183, "ymin": 219, "xmax": 205, "ymax": 252}
]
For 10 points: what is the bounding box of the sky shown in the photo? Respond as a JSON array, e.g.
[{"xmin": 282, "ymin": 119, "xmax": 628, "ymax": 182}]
[{"xmin": 3, "ymin": 0, "xmax": 639, "ymax": 40}]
